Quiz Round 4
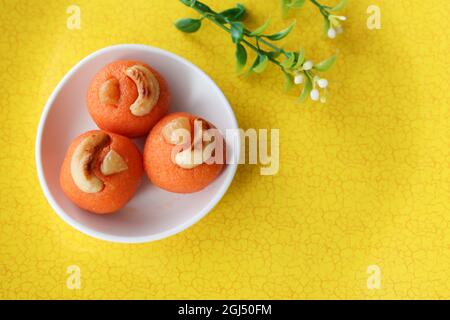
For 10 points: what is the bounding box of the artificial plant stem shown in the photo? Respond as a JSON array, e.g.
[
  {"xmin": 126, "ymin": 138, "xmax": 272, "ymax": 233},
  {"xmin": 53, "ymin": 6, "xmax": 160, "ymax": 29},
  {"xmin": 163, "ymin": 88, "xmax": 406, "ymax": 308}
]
[
  {"xmin": 256, "ymin": 36, "xmax": 287, "ymax": 55},
  {"xmin": 309, "ymin": 0, "xmax": 329, "ymax": 16},
  {"xmin": 191, "ymin": 5, "xmax": 284, "ymax": 68}
]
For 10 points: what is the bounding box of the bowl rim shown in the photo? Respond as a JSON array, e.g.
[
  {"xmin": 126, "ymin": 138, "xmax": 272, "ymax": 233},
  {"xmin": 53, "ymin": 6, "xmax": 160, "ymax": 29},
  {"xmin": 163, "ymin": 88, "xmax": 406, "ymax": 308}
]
[{"xmin": 35, "ymin": 43, "xmax": 240, "ymax": 244}]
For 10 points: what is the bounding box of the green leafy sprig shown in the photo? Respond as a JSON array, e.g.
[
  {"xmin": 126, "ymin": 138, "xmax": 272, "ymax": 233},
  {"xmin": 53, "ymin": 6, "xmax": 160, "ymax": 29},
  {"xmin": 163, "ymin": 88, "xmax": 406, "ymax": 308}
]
[
  {"xmin": 175, "ymin": 0, "xmax": 337, "ymax": 103},
  {"xmin": 282, "ymin": 0, "xmax": 348, "ymax": 39}
]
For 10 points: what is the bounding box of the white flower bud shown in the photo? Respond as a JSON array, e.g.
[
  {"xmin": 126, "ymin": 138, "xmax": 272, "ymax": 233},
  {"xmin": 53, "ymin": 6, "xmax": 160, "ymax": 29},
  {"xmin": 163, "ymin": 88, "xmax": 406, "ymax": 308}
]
[
  {"xmin": 302, "ymin": 60, "xmax": 313, "ymax": 71},
  {"xmin": 310, "ymin": 89, "xmax": 320, "ymax": 101},
  {"xmin": 327, "ymin": 28, "xmax": 336, "ymax": 39},
  {"xmin": 336, "ymin": 15, "xmax": 346, "ymax": 21},
  {"xmin": 317, "ymin": 78, "xmax": 328, "ymax": 88},
  {"xmin": 294, "ymin": 73, "xmax": 304, "ymax": 84}
]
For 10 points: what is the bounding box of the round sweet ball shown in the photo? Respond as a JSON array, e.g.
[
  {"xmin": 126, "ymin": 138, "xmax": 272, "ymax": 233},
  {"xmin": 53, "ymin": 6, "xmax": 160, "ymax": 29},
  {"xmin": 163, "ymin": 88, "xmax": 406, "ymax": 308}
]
[
  {"xmin": 60, "ymin": 130, "xmax": 143, "ymax": 214},
  {"xmin": 87, "ymin": 60, "xmax": 170, "ymax": 138},
  {"xmin": 144, "ymin": 112, "xmax": 226, "ymax": 193}
]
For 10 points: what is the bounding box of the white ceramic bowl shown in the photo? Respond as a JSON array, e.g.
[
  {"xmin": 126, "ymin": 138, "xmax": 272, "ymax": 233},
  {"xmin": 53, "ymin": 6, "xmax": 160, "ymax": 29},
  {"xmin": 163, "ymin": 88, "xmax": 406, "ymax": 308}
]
[{"xmin": 36, "ymin": 44, "xmax": 239, "ymax": 243}]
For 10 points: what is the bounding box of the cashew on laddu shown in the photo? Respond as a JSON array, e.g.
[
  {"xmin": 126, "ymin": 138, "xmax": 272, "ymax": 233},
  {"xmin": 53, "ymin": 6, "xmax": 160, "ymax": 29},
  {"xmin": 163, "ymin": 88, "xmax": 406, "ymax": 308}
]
[
  {"xmin": 70, "ymin": 133, "xmax": 128, "ymax": 193},
  {"xmin": 162, "ymin": 118, "xmax": 217, "ymax": 169},
  {"xmin": 98, "ymin": 78, "xmax": 120, "ymax": 105},
  {"xmin": 162, "ymin": 117, "xmax": 191, "ymax": 145},
  {"xmin": 174, "ymin": 148, "xmax": 205, "ymax": 169},
  {"xmin": 125, "ymin": 65, "xmax": 160, "ymax": 116},
  {"xmin": 100, "ymin": 149, "xmax": 128, "ymax": 176}
]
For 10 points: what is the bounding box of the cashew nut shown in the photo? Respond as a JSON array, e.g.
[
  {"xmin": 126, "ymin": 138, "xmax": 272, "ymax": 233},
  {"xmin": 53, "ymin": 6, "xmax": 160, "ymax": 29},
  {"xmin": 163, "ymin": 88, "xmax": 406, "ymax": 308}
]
[
  {"xmin": 98, "ymin": 78, "xmax": 120, "ymax": 105},
  {"xmin": 169, "ymin": 118, "xmax": 220, "ymax": 169},
  {"xmin": 70, "ymin": 133, "xmax": 110, "ymax": 193},
  {"xmin": 174, "ymin": 148, "xmax": 204, "ymax": 169},
  {"xmin": 100, "ymin": 149, "xmax": 128, "ymax": 176},
  {"xmin": 162, "ymin": 117, "xmax": 191, "ymax": 145},
  {"xmin": 125, "ymin": 65, "xmax": 160, "ymax": 116}
]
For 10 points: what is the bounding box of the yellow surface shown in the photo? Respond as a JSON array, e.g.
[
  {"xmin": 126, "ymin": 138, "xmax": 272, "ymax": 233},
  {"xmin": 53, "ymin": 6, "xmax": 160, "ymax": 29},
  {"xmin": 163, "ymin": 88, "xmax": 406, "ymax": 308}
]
[{"xmin": 0, "ymin": 0, "xmax": 449, "ymax": 299}]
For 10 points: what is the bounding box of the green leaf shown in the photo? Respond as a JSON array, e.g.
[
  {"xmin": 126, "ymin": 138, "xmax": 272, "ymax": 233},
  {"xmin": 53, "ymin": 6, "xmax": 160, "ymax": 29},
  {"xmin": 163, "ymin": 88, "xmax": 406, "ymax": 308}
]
[
  {"xmin": 281, "ymin": 0, "xmax": 304, "ymax": 17},
  {"xmin": 288, "ymin": 0, "xmax": 306, "ymax": 9},
  {"xmin": 192, "ymin": 1, "xmax": 213, "ymax": 14},
  {"xmin": 230, "ymin": 22, "xmax": 244, "ymax": 43},
  {"xmin": 249, "ymin": 18, "xmax": 272, "ymax": 36},
  {"xmin": 323, "ymin": 16, "xmax": 331, "ymax": 36},
  {"xmin": 251, "ymin": 54, "xmax": 269, "ymax": 73},
  {"xmin": 235, "ymin": 3, "xmax": 246, "ymax": 20},
  {"xmin": 314, "ymin": 54, "xmax": 337, "ymax": 72},
  {"xmin": 331, "ymin": 0, "xmax": 348, "ymax": 12},
  {"xmin": 281, "ymin": 0, "xmax": 290, "ymax": 17},
  {"xmin": 293, "ymin": 48, "xmax": 305, "ymax": 68},
  {"xmin": 175, "ymin": 18, "xmax": 202, "ymax": 33},
  {"xmin": 280, "ymin": 52, "xmax": 295, "ymax": 69},
  {"xmin": 299, "ymin": 75, "xmax": 312, "ymax": 102},
  {"xmin": 235, "ymin": 43, "xmax": 247, "ymax": 73},
  {"xmin": 219, "ymin": 3, "xmax": 246, "ymax": 22},
  {"xmin": 264, "ymin": 20, "xmax": 296, "ymax": 41},
  {"xmin": 283, "ymin": 71, "xmax": 294, "ymax": 92},
  {"xmin": 180, "ymin": 0, "xmax": 195, "ymax": 6}
]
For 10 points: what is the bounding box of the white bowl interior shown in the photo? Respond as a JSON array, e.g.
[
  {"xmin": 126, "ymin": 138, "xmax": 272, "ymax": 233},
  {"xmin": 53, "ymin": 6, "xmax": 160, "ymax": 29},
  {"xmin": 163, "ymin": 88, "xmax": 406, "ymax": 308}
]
[{"xmin": 37, "ymin": 45, "xmax": 238, "ymax": 242}]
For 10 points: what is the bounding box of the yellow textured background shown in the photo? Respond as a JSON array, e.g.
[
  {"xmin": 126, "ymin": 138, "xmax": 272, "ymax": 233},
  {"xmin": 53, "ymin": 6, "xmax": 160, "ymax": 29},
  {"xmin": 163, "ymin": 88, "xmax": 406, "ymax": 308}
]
[{"xmin": 0, "ymin": 0, "xmax": 449, "ymax": 299}]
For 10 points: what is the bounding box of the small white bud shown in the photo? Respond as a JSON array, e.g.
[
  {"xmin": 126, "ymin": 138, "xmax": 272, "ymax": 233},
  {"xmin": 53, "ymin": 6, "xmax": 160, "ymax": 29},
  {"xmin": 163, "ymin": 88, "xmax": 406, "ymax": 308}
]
[
  {"xmin": 327, "ymin": 28, "xmax": 336, "ymax": 39},
  {"xmin": 294, "ymin": 74, "xmax": 304, "ymax": 84},
  {"xmin": 317, "ymin": 78, "xmax": 328, "ymax": 88},
  {"xmin": 336, "ymin": 15, "xmax": 346, "ymax": 21},
  {"xmin": 310, "ymin": 89, "xmax": 320, "ymax": 101},
  {"xmin": 302, "ymin": 60, "xmax": 313, "ymax": 71}
]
